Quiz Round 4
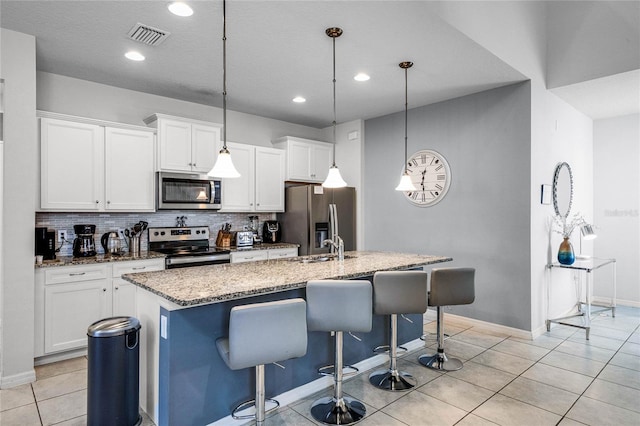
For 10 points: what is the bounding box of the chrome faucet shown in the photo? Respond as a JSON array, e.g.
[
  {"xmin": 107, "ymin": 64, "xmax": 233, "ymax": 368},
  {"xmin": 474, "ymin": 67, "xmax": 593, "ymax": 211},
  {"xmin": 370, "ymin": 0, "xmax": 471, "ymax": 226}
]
[{"xmin": 323, "ymin": 236, "xmax": 344, "ymax": 261}]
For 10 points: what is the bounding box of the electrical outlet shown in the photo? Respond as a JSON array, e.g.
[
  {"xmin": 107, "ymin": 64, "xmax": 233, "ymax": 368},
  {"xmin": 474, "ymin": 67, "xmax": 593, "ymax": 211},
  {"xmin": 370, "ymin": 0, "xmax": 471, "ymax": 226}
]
[{"xmin": 57, "ymin": 230, "xmax": 67, "ymax": 242}]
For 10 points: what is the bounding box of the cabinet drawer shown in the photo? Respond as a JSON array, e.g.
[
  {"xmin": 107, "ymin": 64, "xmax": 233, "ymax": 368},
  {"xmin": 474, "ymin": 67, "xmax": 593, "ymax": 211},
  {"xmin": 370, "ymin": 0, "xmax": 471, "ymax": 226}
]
[
  {"xmin": 112, "ymin": 259, "xmax": 165, "ymax": 277},
  {"xmin": 44, "ymin": 265, "xmax": 108, "ymax": 285},
  {"xmin": 267, "ymin": 248, "xmax": 298, "ymax": 260},
  {"xmin": 230, "ymin": 251, "xmax": 268, "ymax": 263}
]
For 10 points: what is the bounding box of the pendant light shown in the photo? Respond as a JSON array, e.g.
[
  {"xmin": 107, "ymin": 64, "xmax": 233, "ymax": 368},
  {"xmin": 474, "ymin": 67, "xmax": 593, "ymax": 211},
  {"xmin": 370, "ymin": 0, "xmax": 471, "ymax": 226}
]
[
  {"xmin": 208, "ymin": 0, "xmax": 240, "ymax": 179},
  {"xmin": 395, "ymin": 61, "xmax": 417, "ymax": 191},
  {"xmin": 322, "ymin": 27, "xmax": 348, "ymax": 188}
]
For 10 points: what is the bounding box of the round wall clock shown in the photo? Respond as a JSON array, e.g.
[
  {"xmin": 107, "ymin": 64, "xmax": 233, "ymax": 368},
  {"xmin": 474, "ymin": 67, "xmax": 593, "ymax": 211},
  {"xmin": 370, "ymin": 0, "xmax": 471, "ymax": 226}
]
[{"xmin": 402, "ymin": 149, "xmax": 451, "ymax": 207}]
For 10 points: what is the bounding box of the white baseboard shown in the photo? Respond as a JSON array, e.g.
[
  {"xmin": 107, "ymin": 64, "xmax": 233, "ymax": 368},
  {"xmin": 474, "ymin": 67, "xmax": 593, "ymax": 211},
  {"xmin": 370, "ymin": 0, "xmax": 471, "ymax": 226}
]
[
  {"xmin": 424, "ymin": 310, "xmax": 534, "ymax": 340},
  {"xmin": 593, "ymin": 296, "xmax": 640, "ymax": 308},
  {"xmin": 35, "ymin": 348, "xmax": 87, "ymax": 366},
  {"xmin": 208, "ymin": 337, "xmax": 425, "ymax": 426},
  {"xmin": 0, "ymin": 369, "xmax": 36, "ymax": 389}
]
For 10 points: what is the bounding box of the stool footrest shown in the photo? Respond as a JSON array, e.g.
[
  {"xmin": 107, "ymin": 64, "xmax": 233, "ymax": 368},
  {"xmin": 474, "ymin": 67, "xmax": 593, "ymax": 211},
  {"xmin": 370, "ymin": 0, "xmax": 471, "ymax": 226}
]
[
  {"xmin": 318, "ymin": 364, "xmax": 359, "ymax": 377},
  {"xmin": 310, "ymin": 396, "xmax": 366, "ymax": 425},
  {"xmin": 232, "ymin": 398, "xmax": 280, "ymax": 420},
  {"xmin": 368, "ymin": 369, "xmax": 416, "ymax": 391},
  {"xmin": 420, "ymin": 332, "xmax": 450, "ymax": 342},
  {"xmin": 373, "ymin": 345, "xmax": 408, "ymax": 354},
  {"xmin": 418, "ymin": 352, "xmax": 463, "ymax": 371}
]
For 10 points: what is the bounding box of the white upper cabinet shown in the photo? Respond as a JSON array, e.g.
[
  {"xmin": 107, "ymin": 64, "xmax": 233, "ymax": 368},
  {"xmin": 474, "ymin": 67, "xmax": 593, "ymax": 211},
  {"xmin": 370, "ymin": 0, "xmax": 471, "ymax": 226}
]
[
  {"xmin": 220, "ymin": 143, "xmax": 285, "ymax": 212},
  {"xmin": 272, "ymin": 136, "xmax": 333, "ymax": 183},
  {"xmin": 41, "ymin": 118, "xmax": 105, "ymax": 211},
  {"xmin": 145, "ymin": 114, "xmax": 221, "ymax": 174},
  {"xmin": 255, "ymin": 146, "xmax": 285, "ymax": 211},
  {"xmin": 40, "ymin": 114, "xmax": 155, "ymax": 212},
  {"xmin": 105, "ymin": 127, "xmax": 155, "ymax": 211}
]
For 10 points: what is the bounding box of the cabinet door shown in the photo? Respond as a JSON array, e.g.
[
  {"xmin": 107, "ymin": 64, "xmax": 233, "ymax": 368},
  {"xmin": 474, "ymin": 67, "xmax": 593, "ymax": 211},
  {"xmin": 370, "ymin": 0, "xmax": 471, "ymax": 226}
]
[
  {"xmin": 220, "ymin": 142, "xmax": 255, "ymax": 212},
  {"xmin": 255, "ymin": 147, "xmax": 285, "ymax": 212},
  {"xmin": 230, "ymin": 250, "xmax": 268, "ymax": 263},
  {"xmin": 44, "ymin": 280, "xmax": 111, "ymax": 353},
  {"xmin": 158, "ymin": 118, "xmax": 192, "ymax": 172},
  {"xmin": 311, "ymin": 143, "xmax": 333, "ymax": 182},
  {"xmin": 105, "ymin": 127, "xmax": 155, "ymax": 211},
  {"xmin": 287, "ymin": 140, "xmax": 312, "ymax": 181},
  {"xmin": 113, "ymin": 278, "xmax": 137, "ymax": 317},
  {"xmin": 191, "ymin": 124, "xmax": 220, "ymax": 173},
  {"xmin": 40, "ymin": 118, "xmax": 104, "ymax": 210},
  {"xmin": 267, "ymin": 247, "xmax": 298, "ymax": 260}
]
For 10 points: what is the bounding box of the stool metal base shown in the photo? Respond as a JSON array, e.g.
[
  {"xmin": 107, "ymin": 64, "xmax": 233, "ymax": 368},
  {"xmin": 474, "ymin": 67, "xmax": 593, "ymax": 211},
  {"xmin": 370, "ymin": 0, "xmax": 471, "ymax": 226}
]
[
  {"xmin": 418, "ymin": 352, "xmax": 463, "ymax": 371},
  {"xmin": 368, "ymin": 369, "xmax": 416, "ymax": 391},
  {"xmin": 310, "ymin": 396, "xmax": 366, "ymax": 425}
]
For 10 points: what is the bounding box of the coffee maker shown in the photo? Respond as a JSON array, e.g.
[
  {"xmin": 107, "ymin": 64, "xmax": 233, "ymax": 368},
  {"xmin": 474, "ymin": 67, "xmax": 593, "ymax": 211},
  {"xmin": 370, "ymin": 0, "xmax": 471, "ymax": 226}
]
[
  {"xmin": 73, "ymin": 224, "xmax": 97, "ymax": 257},
  {"xmin": 262, "ymin": 220, "xmax": 281, "ymax": 244},
  {"xmin": 35, "ymin": 227, "xmax": 57, "ymax": 260}
]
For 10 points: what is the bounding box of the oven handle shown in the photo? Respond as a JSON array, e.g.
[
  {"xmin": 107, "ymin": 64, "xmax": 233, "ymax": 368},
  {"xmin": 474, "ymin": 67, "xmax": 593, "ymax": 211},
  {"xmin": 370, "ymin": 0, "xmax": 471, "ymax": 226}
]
[{"xmin": 166, "ymin": 254, "xmax": 230, "ymax": 266}]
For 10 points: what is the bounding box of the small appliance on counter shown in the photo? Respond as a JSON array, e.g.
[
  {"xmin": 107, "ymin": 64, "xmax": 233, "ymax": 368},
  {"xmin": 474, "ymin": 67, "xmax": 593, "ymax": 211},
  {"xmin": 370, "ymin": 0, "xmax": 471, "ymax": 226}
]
[
  {"xmin": 262, "ymin": 221, "xmax": 281, "ymax": 244},
  {"xmin": 73, "ymin": 224, "xmax": 97, "ymax": 257},
  {"xmin": 234, "ymin": 230, "xmax": 254, "ymax": 248},
  {"xmin": 35, "ymin": 227, "xmax": 56, "ymax": 260},
  {"xmin": 248, "ymin": 215, "xmax": 262, "ymax": 244},
  {"xmin": 101, "ymin": 231, "xmax": 125, "ymax": 255}
]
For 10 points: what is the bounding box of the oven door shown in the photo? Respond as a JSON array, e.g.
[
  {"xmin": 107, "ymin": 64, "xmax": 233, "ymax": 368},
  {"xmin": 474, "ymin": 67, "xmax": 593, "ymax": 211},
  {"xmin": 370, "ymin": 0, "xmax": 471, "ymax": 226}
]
[
  {"xmin": 165, "ymin": 253, "xmax": 230, "ymax": 269},
  {"xmin": 157, "ymin": 172, "xmax": 221, "ymax": 210}
]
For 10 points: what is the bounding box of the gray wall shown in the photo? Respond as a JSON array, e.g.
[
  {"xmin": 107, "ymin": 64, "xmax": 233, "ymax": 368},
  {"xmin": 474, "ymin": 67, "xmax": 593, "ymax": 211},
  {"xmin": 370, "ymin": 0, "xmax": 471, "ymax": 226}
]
[
  {"xmin": 1, "ymin": 29, "xmax": 37, "ymax": 387},
  {"xmin": 364, "ymin": 82, "xmax": 532, "ymax": 330},
  {"xmin": 594, "ymin": 114, "xmax": 640, "ymax": 305}
]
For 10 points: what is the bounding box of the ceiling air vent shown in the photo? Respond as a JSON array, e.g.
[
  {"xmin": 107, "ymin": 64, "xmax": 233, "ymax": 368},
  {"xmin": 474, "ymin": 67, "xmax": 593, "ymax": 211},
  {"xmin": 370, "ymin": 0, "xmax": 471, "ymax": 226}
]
[{"xmin": 127, "ymin": 23, "xmax": 171, "ymax": 46}]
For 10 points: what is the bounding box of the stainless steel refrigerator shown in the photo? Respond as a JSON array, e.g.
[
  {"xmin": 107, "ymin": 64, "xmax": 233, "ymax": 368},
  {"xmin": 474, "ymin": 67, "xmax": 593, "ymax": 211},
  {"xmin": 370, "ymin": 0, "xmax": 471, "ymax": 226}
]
[{"xmin": 277, "ymin": 185, "xmax": 356, "ymax": 256}]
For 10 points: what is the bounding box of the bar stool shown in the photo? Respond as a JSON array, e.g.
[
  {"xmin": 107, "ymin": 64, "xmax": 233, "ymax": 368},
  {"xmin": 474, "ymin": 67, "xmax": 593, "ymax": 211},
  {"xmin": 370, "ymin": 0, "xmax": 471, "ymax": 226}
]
[
  {"xmin": 369, "ymin": 270, "xmax": 428, "ymax": 391},
  {"xmin": 306, "ymin": 279, "xmax": 372, "ymax": 425},
  {"xmin": 216, "ymin": 298, "xmax": 307, "ymax": 425},
  {"xmin": 419, "ymin": 267, "xmax": 475, "ymax": 371}
]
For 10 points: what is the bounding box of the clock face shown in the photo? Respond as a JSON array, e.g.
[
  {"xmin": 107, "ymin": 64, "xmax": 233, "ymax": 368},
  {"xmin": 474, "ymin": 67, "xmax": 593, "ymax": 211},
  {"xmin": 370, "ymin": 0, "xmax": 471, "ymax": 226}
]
[{"xmin": 403, "ymin": 150, "xmax": 451, "ymax": 206}]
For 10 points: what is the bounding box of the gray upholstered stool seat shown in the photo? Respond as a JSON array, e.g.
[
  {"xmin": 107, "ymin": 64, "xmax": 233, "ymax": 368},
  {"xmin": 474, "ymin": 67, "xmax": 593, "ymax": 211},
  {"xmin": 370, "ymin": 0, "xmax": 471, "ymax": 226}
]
[
  {"xmin": 307, "ymin": 280, "xmax": 372, "ymax": 425},
  {"xmin": 419, "ymin": 267, "xmax": 475, "ymax": 371},
  {"xmin": 369, "ymin": 270, "xmax": 428, "ymax": 391},
  {"xmin": 217, "ymin": 298, "xmax": 307, "ymax": 425}
]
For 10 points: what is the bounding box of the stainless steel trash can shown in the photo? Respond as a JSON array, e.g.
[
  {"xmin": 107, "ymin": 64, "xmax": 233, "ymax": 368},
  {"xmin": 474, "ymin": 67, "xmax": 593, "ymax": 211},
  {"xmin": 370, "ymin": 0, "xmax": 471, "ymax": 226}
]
[{"xmin": 87, "ymin": 316, "xmax": 142, "ymax": 426}]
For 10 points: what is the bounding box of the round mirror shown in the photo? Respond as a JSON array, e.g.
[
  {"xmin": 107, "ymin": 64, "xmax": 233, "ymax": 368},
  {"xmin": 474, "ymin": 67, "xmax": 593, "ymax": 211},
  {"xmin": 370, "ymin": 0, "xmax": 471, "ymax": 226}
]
[{"xmin": 552, "ymin": 162, "xmax": 573, "ymax": 218}]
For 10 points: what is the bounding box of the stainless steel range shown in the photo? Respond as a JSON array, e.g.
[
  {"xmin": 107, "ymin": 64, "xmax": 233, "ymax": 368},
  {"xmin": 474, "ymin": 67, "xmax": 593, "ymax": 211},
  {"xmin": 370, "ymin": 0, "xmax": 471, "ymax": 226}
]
[{"xmin": 148, "ymin": 226, "xmax": 231, "ymax": 269}]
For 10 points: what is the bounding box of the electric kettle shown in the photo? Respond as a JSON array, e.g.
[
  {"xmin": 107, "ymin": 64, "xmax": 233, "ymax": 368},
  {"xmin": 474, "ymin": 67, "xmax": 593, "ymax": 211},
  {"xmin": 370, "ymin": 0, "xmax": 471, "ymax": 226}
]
[{"xmin": 101, "ymin": 231, "xmax": 123, "ymax": 255}]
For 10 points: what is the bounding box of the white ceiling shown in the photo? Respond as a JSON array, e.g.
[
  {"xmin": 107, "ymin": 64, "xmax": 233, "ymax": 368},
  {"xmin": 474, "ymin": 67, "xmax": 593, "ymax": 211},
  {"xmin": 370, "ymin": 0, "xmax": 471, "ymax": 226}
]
[{"xmin": 1, "ymin": 1, "xmax": 637, "ymax": 128}]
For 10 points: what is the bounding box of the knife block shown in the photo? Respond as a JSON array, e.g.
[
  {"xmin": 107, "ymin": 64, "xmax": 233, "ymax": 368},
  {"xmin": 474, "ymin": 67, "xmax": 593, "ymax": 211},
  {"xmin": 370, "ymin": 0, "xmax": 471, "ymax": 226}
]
[{"xmin": 216, "ymin": 230, "xmax": 231, "ymax": 248}]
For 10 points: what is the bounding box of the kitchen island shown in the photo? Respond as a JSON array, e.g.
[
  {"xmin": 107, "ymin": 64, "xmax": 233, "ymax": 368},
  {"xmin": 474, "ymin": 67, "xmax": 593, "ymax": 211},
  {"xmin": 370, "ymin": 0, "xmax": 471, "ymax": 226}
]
[{"xmin": 124, "ymin": 251, "xmax": 451, "ymax": 426}]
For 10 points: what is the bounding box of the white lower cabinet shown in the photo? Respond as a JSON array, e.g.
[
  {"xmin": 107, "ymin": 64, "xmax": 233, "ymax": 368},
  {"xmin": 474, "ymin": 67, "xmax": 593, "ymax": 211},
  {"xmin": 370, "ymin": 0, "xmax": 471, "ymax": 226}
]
[
  {"xmin": 35, "ymin": 258, "xmax": 164, "ymax": 358},
  {"xmin": 230, "ymin": 250, "xmax": 268, "ymax": 264},
  {"xmin": 230, "ymin": 247, "xmax": 298, "ymax": 263},
  {"xmin": 267, "ymin": 248, "xmax": 298, "ymax": 260}
]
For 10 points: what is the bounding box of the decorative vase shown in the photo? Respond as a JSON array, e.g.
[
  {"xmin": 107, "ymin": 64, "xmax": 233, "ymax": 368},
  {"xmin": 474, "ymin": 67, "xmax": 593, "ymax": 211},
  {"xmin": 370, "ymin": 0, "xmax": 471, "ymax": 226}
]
[{"xmin": 557, "ymin": 237, "xmax": 575, "ymax": 265}]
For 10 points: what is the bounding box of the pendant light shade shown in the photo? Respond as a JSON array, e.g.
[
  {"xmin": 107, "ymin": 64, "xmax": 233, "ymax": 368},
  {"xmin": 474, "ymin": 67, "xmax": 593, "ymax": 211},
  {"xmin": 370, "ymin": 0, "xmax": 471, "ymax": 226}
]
[
  {"xmin": 322, "ymin": 27, "xmax": 347, "ymax": 189},
  {"xmin": 208, "ymin": 0, "xmax": 240, "ymax": 179},
  {"xmin": 395, "ymin": 172, "xmax": 416, "ymax": 191},
  {"xmin": 395, "ymin": 61, "xmax": 416, "ymax": 192}
]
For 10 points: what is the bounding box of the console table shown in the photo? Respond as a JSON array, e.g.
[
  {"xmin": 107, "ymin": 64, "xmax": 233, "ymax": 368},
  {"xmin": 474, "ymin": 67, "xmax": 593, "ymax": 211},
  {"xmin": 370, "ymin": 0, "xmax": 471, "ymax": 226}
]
[{"xmin": 546, "ymin": 257, "xmax": 616, "ymax": 339}]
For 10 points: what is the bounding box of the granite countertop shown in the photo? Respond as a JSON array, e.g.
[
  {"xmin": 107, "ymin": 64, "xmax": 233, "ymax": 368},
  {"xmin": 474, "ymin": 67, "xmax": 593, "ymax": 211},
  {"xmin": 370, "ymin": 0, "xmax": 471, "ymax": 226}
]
[
  {"xmin": 123, "ymin": 251, "xmax": 452, "ymax": 307},
  {"xmin": 35, "ymin": 251, "xmax": 166, "ymax": 268},
  {"xmin": 227, "ymin": 242, "xmax": 299, "ymax": 252}
]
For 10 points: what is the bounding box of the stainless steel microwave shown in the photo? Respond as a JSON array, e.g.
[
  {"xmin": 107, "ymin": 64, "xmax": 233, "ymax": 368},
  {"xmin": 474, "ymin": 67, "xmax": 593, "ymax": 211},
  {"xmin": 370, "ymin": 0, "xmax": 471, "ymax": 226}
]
[{"xmin": 157, "ymin": 172, "xmax": 222, "ymax": 210}]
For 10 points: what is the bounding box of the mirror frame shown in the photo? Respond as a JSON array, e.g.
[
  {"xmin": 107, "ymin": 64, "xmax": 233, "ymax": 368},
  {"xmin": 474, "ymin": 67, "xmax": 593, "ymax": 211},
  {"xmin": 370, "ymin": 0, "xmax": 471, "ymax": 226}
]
[{"xmin": 552, "ymin": 162, "xmax": 574, "ymax": 218}]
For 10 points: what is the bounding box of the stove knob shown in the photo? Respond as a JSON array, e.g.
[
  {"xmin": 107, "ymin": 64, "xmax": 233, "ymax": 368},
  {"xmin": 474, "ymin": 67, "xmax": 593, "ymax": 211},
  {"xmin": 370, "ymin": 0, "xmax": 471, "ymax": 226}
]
[
  {"xmin": 154, "ymin": 231, "xmax": 159, "ymax": 236},
  {"xmin": 161, "ymin": 231, "xmax": 166, "ymax": 236},
  {"xmin": 196, "ymin": 230, "xmax": 200, "ymax": 234}
]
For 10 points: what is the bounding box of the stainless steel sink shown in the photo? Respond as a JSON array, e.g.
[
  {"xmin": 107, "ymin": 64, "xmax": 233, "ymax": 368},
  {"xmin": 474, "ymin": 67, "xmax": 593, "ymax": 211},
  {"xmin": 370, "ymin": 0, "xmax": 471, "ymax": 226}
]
[{"xmin": 296, "ymin": 254, "xmax": 354, "ymax": 264}]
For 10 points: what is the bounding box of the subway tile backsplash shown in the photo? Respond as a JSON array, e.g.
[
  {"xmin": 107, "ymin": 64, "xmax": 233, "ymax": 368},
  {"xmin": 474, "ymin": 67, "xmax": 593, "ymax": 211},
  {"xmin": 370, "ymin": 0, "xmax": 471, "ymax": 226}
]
[{"xmin": 36, "ymin": 211, "xmax": 275, "ymax": 257}]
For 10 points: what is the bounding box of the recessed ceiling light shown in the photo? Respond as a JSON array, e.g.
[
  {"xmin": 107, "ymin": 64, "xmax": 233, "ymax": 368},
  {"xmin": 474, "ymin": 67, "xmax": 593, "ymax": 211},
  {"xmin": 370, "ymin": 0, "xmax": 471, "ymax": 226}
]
[
  {"xmin": 125, "ymin": 51, "xmax": 145, "ymax": 61},
  {"xmin": 292, "ymin": 96, "xmax": 306, "ymax": 103},
  {"xmin": 168, "ymin": 2, "xmax": 193, "ymax": 17},
  {"xmin": 354, "ymin": 73, "xmax": 370, "ymax": 82}
]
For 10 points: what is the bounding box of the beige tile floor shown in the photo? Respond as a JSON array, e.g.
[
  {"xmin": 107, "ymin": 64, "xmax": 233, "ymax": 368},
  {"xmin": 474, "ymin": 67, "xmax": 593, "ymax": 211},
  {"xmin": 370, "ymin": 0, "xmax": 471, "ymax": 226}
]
[{"xmin": 1, "ymin": 306, "xmax": 639, "ymax": 426}]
